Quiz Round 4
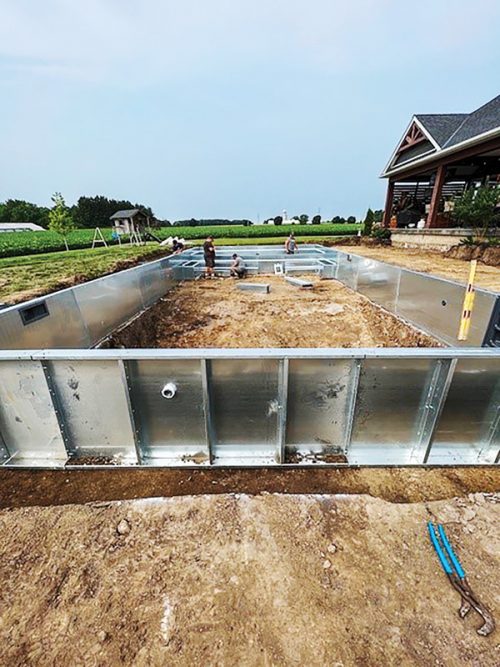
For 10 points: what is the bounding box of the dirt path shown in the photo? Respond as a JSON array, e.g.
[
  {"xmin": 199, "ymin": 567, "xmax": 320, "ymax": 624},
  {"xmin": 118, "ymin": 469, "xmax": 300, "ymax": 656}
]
[
  {"xmin": 1, "ymin": 492, "xmax": 498, "ymax": 666},
  {"xmin": 105, "ymin": 275, "xmax": 438, "ymax": 348},
  {"xmin": 339, "ymin": 245, "xmax": 500, "ymax": 292}
]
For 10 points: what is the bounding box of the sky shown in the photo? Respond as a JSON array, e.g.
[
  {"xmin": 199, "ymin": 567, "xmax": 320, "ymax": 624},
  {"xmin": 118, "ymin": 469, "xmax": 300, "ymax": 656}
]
[{"xmin": 0, "ymin": 1, "xmax": 499, "ymax": 221}]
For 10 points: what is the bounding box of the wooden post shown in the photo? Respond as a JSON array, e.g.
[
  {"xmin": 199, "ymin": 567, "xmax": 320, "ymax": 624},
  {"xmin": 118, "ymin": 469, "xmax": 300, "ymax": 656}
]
[
  {"xmin": 426, "ymin": 164, "xmax": 446, "ymax": 228},
  {"xmin": 382, "ymin": 180, "xmax": 395, "ymax": 227}
]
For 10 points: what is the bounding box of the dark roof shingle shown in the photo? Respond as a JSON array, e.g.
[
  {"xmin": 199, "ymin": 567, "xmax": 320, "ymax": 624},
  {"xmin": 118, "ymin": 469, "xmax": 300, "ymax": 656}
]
[
  {"xmin": 444, "ymin": 94, "xmax": 500, "ymax": 147},
  {"xmin": 110, "ymin": 209, "xmax": 142, "ymax": 219},
  {"xmin": 415, "ymin": 113, "xmax": 467, "ymax": 147}
]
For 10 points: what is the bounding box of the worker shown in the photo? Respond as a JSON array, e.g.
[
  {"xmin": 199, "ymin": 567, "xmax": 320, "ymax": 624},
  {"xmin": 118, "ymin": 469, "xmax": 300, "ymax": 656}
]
[
  {"xmin": 203, "ymin": 235, "xmax": 216, "ymax": 278},
  {"xmin": 285, "ymin": 233, "xmax": 298, "ymax": 255},
  {"xmin": 172, "ymin": 237, "xmax": 185, "ymax": 254},
  {"xmin": 230, "ymin": 253, "xmax": 247, "ymax": 278}
]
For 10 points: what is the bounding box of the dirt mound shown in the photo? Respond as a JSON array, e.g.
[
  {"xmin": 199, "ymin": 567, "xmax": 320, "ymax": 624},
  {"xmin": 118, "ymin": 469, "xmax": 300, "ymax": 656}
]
[
  {"xmin": 103, "ymin": 275, "xmax": 438, "ymax": 349},
  {"xmin": 445, "ymin": 244, "xmax": 500, "ymax": 267},
  {"xmin": 0, "ymin": 492, "xmax": 498, "ymax": 666}
]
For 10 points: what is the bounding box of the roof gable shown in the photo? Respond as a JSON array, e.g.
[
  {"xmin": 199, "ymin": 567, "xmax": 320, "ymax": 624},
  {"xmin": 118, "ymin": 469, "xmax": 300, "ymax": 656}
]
[{"xmin": 415, "ymin": 114, "xmax": 467, "ymax": 147}]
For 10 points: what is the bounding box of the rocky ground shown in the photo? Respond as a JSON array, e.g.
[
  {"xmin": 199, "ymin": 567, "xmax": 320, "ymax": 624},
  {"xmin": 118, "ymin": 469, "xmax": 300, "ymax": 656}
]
[{"xmin": 0, "ymin": 492, "xmax": 498, "ymax": 666}]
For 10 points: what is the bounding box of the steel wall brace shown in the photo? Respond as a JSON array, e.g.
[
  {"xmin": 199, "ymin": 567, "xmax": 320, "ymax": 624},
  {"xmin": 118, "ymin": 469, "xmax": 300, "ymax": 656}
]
[
  {"xmin": 41, "ymin": 361, "xmax": 71, "ymax": 460},
  {"xmin": 276, "ymin": 358, "xmax": 289, "ymax": 463},
  {"xmin": 201, "ymin": 359, "xmax": 215, "ymax": 464},
  {"xmin": 413, "ymin": 358, "xmax": 456, "ymax": 464},
  {"xmin": 119, "ymin": 360, "xmax": 142, "ymax": 465},
  {"xmin": 344, "ymin": 359, "xmax": 361, "ymax": 459}
]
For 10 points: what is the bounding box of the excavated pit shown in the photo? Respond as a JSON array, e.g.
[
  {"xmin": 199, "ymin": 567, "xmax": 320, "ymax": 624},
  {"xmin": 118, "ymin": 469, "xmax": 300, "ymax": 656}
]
[{"xmin": 102, "ymin": 275, "xmax": 439, "ymax": 349}]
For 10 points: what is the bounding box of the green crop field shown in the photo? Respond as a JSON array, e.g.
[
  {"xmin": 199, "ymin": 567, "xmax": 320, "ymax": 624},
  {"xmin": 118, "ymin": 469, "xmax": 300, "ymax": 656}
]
[{"xmin": 0, "ymin": 223, "xmax": 360, "ymax": 258}]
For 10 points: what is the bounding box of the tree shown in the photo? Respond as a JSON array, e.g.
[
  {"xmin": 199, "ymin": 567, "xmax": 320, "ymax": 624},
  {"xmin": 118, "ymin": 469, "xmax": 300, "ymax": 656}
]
[
  {"xmin": 299, "ymin": 214, "xmax": 309, "ymax": 224},
  {"xmin": 347, "ymin": 216, "xmax": 357, "ymax": 224},
  {"xmin": 331, "ymin": 216, "xmax": 346, "ymax": 224},
  {"xmin": 72, "ymin": 195, "xmax": 154, "ymax": 228},
  {"xmin": 453, "ymin": 186, "xmax": 500, "ymax": 240},
  {"xmin": 273, "ymin": 215, "xmax": 283, "ymax": 226},
  {"xmin": 363, "ymin": 208, "xmax": 375, "ymax": 236},
  {"xmin": 311, "ymin": 214, "xmax": 321, "ymax": 225},
  {"xmin": 0, "ymin": 199, "xmax": 49, "ymax": 226},
  {"xmin": 373, "ymin": 209, "xmax": 384, "ymax": 223},
  {"xmin": 48, "ymin": 193, "xmax": 75, "ymax": 250}
]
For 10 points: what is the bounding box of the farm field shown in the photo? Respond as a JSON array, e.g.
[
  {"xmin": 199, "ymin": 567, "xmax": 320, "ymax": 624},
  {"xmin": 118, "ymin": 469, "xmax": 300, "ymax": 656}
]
[{"xmin": 0, "ymin": 223, "xmax": 361, "ymax": 258}]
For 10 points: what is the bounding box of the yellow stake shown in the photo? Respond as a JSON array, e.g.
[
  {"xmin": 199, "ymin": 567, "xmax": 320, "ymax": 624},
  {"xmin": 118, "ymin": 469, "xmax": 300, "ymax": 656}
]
[{"xmin": 458, "ymin": 260, "xmax": 477, "ymax": 341}]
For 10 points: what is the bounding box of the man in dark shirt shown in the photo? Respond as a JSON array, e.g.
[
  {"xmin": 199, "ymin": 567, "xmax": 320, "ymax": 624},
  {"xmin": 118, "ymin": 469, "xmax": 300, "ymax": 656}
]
[{"xmin": 203, "ymin": 236, "xmax": 216, "ymax": 278}]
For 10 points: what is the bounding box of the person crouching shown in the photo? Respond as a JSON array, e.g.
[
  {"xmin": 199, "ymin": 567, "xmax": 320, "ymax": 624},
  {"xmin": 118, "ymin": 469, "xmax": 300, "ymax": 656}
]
[{"xmin": 230, "ymin": 253, "xmax": 247, "ymax": 278}]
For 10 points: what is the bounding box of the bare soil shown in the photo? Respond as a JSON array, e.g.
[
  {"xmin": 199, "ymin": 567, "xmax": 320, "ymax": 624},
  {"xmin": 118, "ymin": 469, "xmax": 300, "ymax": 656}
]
[
  {"xmin": 339, "ymin": 245, "xmax": 500, "ymax": 292},
  {"xmin": 104, "ymin": 275, "xmax": 438, "ymax": 348},
  {"xmin": 1, "ymin": 491, "xmax": 498, "ymax": 666}
]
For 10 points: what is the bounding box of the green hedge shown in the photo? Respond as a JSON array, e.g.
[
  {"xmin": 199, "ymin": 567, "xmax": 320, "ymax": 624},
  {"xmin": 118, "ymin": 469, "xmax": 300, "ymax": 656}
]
[{"xmin": 0, "ymin": 223, "xmax": 360, "ymax": 258}]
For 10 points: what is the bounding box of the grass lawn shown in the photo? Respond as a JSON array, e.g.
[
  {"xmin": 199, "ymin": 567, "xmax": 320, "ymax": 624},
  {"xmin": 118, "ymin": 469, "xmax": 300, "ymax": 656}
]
[
  {"xmin": 0, "ymin": 243, "xmax": 166, "ymax": 304},
  {"xmin": 0, "ymin": 235, "xmax": 353, "ymax": 304}
]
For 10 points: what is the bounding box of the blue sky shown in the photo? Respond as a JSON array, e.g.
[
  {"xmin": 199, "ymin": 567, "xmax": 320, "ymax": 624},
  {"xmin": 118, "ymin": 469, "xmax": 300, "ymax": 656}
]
[{"xmin": 0, "ymin": 0, "xmax": 499, "ymax": 221}]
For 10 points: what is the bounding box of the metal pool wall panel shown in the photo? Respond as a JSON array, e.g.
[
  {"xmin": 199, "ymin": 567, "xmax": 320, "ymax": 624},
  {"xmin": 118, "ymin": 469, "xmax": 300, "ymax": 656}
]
[
  {"xmin": 73, "ymin": 269, "xmax": 145, "ymax": 345},
  {"xmin": 396, "ymin": 271, "xmax": 495, "ymax": 347},
  {"xmin": 46, "ymin": 359, "xmax": 138, "ymax": 461},
  {"xmin": 427, "ymin": 357, "xmax": 500, "ymax": 464},
  {"xmin": 125, "ymin": 359, "xmax": 209, "ymax": 463},
  {"xmin": 209, "ymin": 358, "xmax": 280, "ymax": 463},
  {"xmin": 285, "ymin": 358, "xmax": 356, "ymax": 456},
  {"xmin": 335, "ymin": 253, "xmax": 359, "ymax": 290},
  {"xmin": 0, "ymin": 290, "xmax": 90, "ymax": 350},
  {"xmin": 348, "ymin": 357, "xmax": 436, "ymax": 464},
  {"xmin": 356, "ymin": 258, "xmax": 401, "ymax": 312},
  {"xmin": 0, "ymin": 360, "xmax": 67, "ymax": 464}
]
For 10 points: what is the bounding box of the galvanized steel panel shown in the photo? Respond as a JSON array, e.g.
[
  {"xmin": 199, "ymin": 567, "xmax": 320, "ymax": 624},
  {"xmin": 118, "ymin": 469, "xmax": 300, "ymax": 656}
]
[
  {"xmin": 356, "ymin": 258, "xmax": 401, "ymax": 312},
  {"xmin": 349, "ymin": 357, "xmax": 434, "ymax": 464},
  {"xmin": 138, "ymin": 263, "xmax": 170, "ymax": 307},
  {"xmin": 396, "ymin": 271, "xmax": 495, "ymax": 346},
  {"xmin": 47, "ymin": 359, "xmax": 137, "ymax": 461},
  {"xmin": 428, "ymin": 357, "xmax": 500, "ymax": 464},
  {"xmin": 210, "ymin": 358, "xmax": 280, "ymax": 462},
  {"xmin": 286, "ymin": 358, "xmax": 355, "ymax": 455},
  {"xmin": 0, "ymin": 360, "xmax": 67, "ymax": 462},
  {"xmin": 126, "ymin": 359, "xmax": 208, "ymax": 462},
  {"xmin": 74, "ymin": 269, "xmax": 144, "ymax": 345},
  {"xmin": 0, "ymin": 290, "xmax": 90, "ymax": 350},
  {"xmin": 336, "ymin": 253, "xmax": 359, "ymax": 290}
]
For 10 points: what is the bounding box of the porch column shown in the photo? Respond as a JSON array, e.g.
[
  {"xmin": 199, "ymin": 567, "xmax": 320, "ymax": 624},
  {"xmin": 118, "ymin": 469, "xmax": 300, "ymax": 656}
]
[
  {"xmin": 382, "ymin": 180, "xmax": 395, "ymax": 227},
  {"xmin": 426, "ymin": 164, "xmax": 446, "ymax": 228}
]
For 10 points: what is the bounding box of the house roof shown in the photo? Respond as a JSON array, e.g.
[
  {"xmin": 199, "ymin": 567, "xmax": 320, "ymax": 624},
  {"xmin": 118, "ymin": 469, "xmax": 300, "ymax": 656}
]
[
  {"xmin": 110, "ymin": 209, "xmax": 145, "ymax": 220},
  {"xmin": 383, "ymin": 94, "xmax": 500, "ymax": 177}
]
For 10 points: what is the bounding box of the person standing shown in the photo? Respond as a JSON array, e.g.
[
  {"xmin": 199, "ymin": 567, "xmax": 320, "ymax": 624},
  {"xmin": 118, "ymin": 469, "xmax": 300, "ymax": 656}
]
[
  {"xmin": 203, "ymin": 235, "xmax": 216, "ymax": 278},
  {"xmin": 285, "ymin": 233, "xmax": 298, "ymax": 254}
]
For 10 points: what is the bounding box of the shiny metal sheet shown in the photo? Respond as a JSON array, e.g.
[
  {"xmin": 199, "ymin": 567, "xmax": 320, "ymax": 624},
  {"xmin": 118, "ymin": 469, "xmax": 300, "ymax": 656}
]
[
  {"xmin": 126, "ymin": 359, "xmax": 209, "ymax": 462},
  {"xmin": 349, "ymin": 357, "xmax": 434, "ymax": 464},
  {"xmin": 0, "ymin": 290, "xmax": 90, "ymax": 350},
  {"xmin": 74, "ymin": 269, "xmax": 144, "ymax": 345},
  {"xmin": 356, "ymin": 258, "xmax": 401, "ymax": 312},
  {"xmin": 210, "ymin": 358, "xmax": 280, "ymax": 462},
  {"xmin": 0, "ymin": 360, "xmax": 67, "ymax": 462},
  {"xmin": 139, "ymin": 263, "xmax": 170, "ymax": 307},
  {"xmin": 47, "ymin": 359, "xmax": 137, "ymax": 461},
  {"xmin": 336, "ymin": 253, "xmax": 359, "ymax": 290},
  {"xmin": 396, "ymin": 271, "xmax": 495, "ymax": 346},
  {"xmin": 428, "ymin": 357, "xmax": 500, "ymax": 464},
  {"xmin": 286, "ymin": 358, "xmax": 355, "ymax": 456}
]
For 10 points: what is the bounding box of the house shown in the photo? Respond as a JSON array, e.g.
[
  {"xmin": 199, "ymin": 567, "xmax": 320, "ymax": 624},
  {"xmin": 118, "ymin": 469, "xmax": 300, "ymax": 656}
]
[
  {"xmin": 109, "ymin": 209, "xmax": 149, "ymax": 234},
  {"xmin": 381, "ymin": 94, "xmax": 500, "ymax": 228},
  {"xmin": 0, "ymin": 222, "xmax": 46, "ymax": 233}
]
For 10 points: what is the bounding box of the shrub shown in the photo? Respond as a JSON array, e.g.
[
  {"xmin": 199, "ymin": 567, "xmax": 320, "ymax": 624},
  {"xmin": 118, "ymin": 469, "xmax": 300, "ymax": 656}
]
[
  {"xmin": 453, "ymin": 186, "xmax": 500, "ymax": 240},
  {"xmin": 363, "ymin": 208, "xmax": 374, "ymax": 236}
]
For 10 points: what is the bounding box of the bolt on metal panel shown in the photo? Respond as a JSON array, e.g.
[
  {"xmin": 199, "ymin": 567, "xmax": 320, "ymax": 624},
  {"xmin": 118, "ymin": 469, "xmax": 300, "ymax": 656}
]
[
  {"xmin": 125, "ymin": 358, "xmax": 210, "ymax": 464},
  {"xmin": 286, "ymin": 358, "xmax": 355, "ymax": 458},
  {"xmin": 45, "ymin": 359, "xmax": 138, "ymax": 462},
  {"xmin": 209, "ymin": 358, "xmax": 280, "ymax": 464},
  {"xmin": 348, "ymin": 357, "xmax": 436, "ymax": 465},
  {"xmin": 427, "ymin": 356, "xmax": 500, "ymax": 464},
  {"xmin": 0, "ymin": 360, "xmax": 67, "ymax": 464}
]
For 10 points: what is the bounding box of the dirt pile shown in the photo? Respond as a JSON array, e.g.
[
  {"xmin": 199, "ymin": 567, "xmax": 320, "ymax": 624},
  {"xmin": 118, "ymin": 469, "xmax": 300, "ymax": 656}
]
[
  {"xmin": 104, "ymin": 275, "xmax": 438, "ymax": 348},
  {"xmin": 445, "ymin": 243, "xmax": 500, "ymax": 267},
  {"xmin": 1, "ymin": 492, "xmax": 498, "ymax": 666}
]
